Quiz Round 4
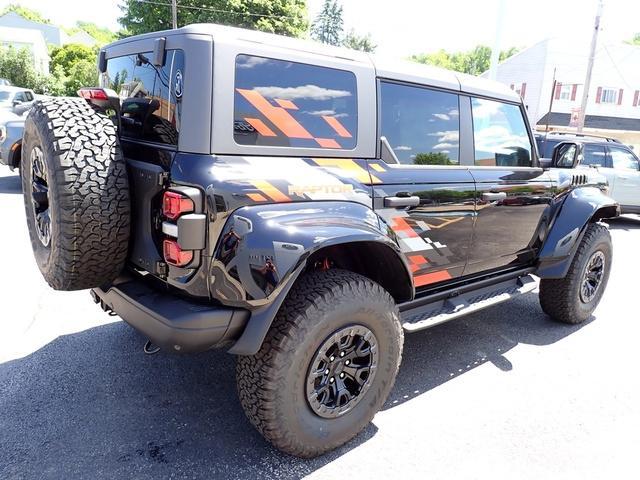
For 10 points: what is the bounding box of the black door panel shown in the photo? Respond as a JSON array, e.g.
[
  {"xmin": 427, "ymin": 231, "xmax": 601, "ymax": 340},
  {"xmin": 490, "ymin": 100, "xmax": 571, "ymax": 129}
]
[{"xmin": 466, "ymin": 168, "xmax": 553, "ymax": 274}]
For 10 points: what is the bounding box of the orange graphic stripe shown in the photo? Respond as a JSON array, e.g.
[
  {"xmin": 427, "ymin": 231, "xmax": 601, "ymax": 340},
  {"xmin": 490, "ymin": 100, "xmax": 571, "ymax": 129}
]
[
  {"xmin": 392, "ymin": 217, "xmax": 418, "ymax": 237},
  {"xmin": 322, "ymin": 116, "xmax": 353, "ymax": 138},
  {"xmin": 244, "ymin": 117, "xmax": 277, "ymax": 137},
  {"xmin": 312, "ymin": 159, "xmax": 381, "ymax": 184},
  {"xmin": 315, "ymin": 138, "xmax": 341, "ymax": 148},
  {"xmin": 251, "ymin": 180, "xmax": 291, "ymax": 203},
  {"xmin": 408, "ymin": 255, "xmax": 427, "ymax": 265},
  {"xmin": 247, "ymin": 192, "xmax": 267, "ymax": 202},
  {"xmin": 414, "ymin": 270, "xmax": 452, "ymax": 287},
  {"xmin": 237, "ymin": 89, "xmax": 313, "ymax": 139},
  {"xmin": 275, "ymin": 98, "xmax": 298, "ymax": 110}
]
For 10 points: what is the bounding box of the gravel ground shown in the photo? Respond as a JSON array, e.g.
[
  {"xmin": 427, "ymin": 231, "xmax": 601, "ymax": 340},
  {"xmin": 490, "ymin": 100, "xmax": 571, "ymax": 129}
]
[{"xmin": 1, "ymin": 169, "xmax": 639, "ymax": 479}]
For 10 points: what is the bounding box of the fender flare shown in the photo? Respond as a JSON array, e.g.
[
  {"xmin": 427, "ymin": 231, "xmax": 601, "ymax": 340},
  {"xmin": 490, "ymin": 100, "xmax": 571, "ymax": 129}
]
[
  {"xmin": 536, "ymin": 187, "xmax": 619, "ymax": 279},
  {"xmin": 216, "ymin": 201, "xmax": 413, "ymax": 355}
]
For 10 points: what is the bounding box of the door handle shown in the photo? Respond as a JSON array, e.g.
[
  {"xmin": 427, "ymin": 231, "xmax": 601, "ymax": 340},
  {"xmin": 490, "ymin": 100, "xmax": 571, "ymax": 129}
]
[
  {"xmin": 384, "ymin": 196, "xmax": 420, "ymax": 208},
  {"xmin": 482, "ymin": 192, "xmax": 507, "ymax": 202}
]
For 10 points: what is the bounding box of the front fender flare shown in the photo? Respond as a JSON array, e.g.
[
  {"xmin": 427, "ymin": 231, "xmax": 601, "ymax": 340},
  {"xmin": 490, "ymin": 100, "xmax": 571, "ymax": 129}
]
[{"xmin": 536, "ymin": 187, "xmax": 619, "ymax": 279}]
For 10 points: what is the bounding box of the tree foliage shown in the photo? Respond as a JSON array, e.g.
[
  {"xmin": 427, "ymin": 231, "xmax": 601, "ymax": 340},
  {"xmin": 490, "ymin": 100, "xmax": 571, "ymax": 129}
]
[
  {"xmin": 50, "ymin": 44, "xmax": 97, "ymax": 74},
  {"xmin": 413, "ymin": 152, "xmax": 454, "ymax": 166},
  {"xmin": 67, "ymin": 21, "xmax": 118, "ymax": 46},
  {"xmin": 0, "ymin": 46, "xmax": 64, "ymax": 95},
  {"xmin": 311, "ymin": 0, "xmax": 343, "ymax": 46},
  {"xmin": 342, "ymin": 30, "xmax": 376, "ymax": 52},
  {"xmin": 49, "ymin": 44, "xmax": 99, "ymax": 95},
  {"xmin": 0, "ymin": 4, "xmax": 51, "ymax": 23},
  {"xmin": 627, "ymin": 33, "xmax": 640, "ymax": 45},
  {"xmin": 411, "ymin": 45, "xmax": 519, "ymax": 75},
  {"xmin": 118, "ymin": 0, "xmax": 308, "ymax": 38}
]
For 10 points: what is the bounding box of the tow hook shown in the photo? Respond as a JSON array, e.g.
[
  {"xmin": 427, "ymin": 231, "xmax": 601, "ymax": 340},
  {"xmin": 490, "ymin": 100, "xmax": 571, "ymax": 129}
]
[
  {"xmin": 143, "ymin": 340, "xmax": 161, "ymax": 355},
  {"xmin": 90, "ymin": 290, "xmax": 118, "ymax": 316}
]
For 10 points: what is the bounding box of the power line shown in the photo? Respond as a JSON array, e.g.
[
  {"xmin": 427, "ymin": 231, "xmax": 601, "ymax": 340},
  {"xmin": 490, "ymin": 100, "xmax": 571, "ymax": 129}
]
[{"xmin": 130, "ymin": 0, "xmax": 302, "ymax": 20}]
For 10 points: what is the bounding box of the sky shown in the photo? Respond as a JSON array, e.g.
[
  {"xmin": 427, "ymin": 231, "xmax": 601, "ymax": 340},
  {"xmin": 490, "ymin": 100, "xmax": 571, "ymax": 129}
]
[{"xmin": 2, "ymin": 0, "xmax": 639, "ymax": 58}]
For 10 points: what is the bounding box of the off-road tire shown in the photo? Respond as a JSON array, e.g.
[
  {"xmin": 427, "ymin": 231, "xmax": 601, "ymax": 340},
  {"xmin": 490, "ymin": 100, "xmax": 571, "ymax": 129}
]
[
  {"xmin": 22, "ymin": 98, "xmax": 130, "ymax": 290},
  {"xmin": 236, "ymin": 269, "xmax": 403, "ymax": 458},
  {"xmin": 539, "ymin": 222, "xmax": 612, "ymax": 324}
]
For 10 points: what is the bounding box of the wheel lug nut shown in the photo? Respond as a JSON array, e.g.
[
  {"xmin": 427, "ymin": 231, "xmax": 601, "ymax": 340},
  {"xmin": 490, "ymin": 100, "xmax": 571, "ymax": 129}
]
[
  {"xmin": 339, "ymin": 373, "xmax": 345, "ymax": 379},
  {"xmin": 324, "ymin": 369, "xmax": 330, "ymax": 375},
  {"xmin": 329, "ymin": 377, "xmax": 335, "ymax": 383},
  {"xmin": 330, "ymin": 356, "xmax": 335, "ymax": 362},
  {"xmin": 345, "ymin": 360, "xmax": 350, "ymax": 365},
  {"xmin": 340, "ymin": 351, "xmax": 345, "ymax": 357}
]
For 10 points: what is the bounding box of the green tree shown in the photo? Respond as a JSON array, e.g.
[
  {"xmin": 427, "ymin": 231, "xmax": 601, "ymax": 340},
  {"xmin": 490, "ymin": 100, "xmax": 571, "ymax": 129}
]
[
  {"xmin": 0, "ymin": 46, "xmax": 65, "ymax": 94},
  {"xmin": 311, "ymin": 0, "xmax": 343, "ymax": 46},
  {"xmin": 411, "ymin": 45, "xmax": 519, "ymax": 75},
  {"xmin": 63, "ymin": 59, "xmax": 98, "ymax": 95},
  {"xmin": 50, "ymin": 44, "xmax": 98, "ymax": 75},
  {"xmin": 0, "ymin": 4, "xmax": 51, "ymax": 23},
  {"xmin": 342, "ymin": 30, "xmax": 376, "ymax": 52},
  {"xmin": 119, "ymin": 0, "xmax": 308, "ymax": 38},
  {"xmin": 67, "ymin": 21, "xmax": 118, "ymax": 46},
  {"xmin": 413, "ymin": 152, "xmax": 454, "ymax": 166}
]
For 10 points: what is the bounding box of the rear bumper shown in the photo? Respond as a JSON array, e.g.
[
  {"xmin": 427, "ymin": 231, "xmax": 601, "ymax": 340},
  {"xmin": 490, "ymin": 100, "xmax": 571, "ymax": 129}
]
[{"xmin": 92, "ymin": 275, "xmax": 250, "ymax": 353}]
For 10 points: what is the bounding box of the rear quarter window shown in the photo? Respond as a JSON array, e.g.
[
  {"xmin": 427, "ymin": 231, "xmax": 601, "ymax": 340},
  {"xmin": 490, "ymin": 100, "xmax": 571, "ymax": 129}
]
[{"xmin": 233, "ymin": 54, "xmax": 357, "ymax": 150}]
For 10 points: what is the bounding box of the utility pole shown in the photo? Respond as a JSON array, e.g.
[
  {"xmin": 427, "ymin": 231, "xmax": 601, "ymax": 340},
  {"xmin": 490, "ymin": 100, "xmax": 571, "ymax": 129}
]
[
  {"xmin": 172, "ymin": 0, "xmax": 178, "ymax": 29},
  {"xmin": 576, "ymin": 0, "xmax": 604, "ymax": 132},
  {"xmin": 488, "ymin": 0, "xmax": 506, "ymax": 80}
]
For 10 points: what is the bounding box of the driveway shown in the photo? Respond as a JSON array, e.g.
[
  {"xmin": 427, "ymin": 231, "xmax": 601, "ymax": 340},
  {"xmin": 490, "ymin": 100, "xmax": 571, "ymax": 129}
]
[{"xmin": 1, "ymin": 169, "xmax": 639, "ymax": 479}]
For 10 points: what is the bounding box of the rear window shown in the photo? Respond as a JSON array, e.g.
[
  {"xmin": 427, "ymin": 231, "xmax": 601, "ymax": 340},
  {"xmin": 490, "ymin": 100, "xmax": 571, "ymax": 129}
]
[
  {"xmin": 234, "ymin": 54, "xmax": 357, "ymax": 149},
  {"xmin": 101, "ymin": 50, "xmax": 184, "ymax": 146}
]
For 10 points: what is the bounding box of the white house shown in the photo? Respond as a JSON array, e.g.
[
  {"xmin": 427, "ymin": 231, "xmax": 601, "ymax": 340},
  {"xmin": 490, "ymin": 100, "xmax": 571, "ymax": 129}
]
[
  {"xmin": 486, "ymin": 36, "xmax": 640, "ymax": 147},
  {"xmin": 0, "ymin": 26, "xmax": 49, "ymax": 74},
  {"xmin": 0, "ymin": 11, "xmax": 97, "ymax": 47}
]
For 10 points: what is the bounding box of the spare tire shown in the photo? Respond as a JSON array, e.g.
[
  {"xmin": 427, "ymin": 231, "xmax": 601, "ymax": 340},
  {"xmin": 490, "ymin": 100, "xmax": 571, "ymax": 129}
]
[{"xmin": 21, "ymin": 98, "xmax": 130, "ymax": 290}]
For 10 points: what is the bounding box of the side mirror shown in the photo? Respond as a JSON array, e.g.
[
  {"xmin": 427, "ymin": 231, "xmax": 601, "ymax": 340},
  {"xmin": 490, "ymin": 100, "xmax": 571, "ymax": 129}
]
[
  {"xmin": 551, "ymin": 141, "xmax": 581, "ymax": 169},
  {"xmin": 12, "ymin": 100, "xmax": 22, "ymax": 107}
]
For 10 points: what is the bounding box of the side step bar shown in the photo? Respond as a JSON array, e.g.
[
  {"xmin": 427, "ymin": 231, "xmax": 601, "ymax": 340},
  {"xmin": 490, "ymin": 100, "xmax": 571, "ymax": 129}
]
[{"xmin": 401, "ymin": 274, "xmax": 537, "ymax": 332}]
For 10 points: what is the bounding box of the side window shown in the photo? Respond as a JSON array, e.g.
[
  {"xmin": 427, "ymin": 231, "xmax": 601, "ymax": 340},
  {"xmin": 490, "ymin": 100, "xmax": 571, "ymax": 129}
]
[
  {"xmin": 14, "ymin": 92, "xmax": 26, "ymax": 102},
  {"xmin": 609, "ymin": 146, "xmax": 639, "ymax": 171},
  {"xmin": 581, "ymin": 144, "xmax": 606, "ymax": 167},
  {"xmin": 471, "ymin": 98, "xmax": 532, "ymax": 167},
  {"xmin": 101, "ymin": 50, "xmax": 184, "ymax": 146},
  {"xmin": 24, "ymin": 91, "xmax": 34, "ymax": 101},
  {"xmin": 234, "ymin": 54, "xmax": 357, "ymax": 149},
  {"xmin": 379, "ymin": 82, "xmax": 460, "ymax": 165},
  {"xmin": 556, "ymin": 144, "xmax": 577, "ymax": 168}
]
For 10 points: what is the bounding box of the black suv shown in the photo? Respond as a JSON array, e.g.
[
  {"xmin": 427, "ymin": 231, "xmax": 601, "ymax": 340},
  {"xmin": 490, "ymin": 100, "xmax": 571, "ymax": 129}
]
[{"xmin": 19, "ymin": 25, "xmax": 618, "ymax": 457}]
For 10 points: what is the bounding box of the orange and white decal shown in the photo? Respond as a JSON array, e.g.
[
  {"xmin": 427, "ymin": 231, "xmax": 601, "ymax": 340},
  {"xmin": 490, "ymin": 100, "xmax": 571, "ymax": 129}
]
[{"xmin": 322, "ymin": 115, "xmax": 353, "ymax": 138}]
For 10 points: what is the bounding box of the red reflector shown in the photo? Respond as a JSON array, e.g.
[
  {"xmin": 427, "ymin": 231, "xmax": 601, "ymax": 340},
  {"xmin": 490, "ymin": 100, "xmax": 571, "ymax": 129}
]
[
  {"xmin": 163, "ymin": 239, "xmax": 193, "ymax": 267},
  {"xmin": 78, "ymin": 88, "xmax": 109, "ymax": 100},
  {"xmin": 163, "ymin": 191, "xmax": 194, "ymax": 220}
]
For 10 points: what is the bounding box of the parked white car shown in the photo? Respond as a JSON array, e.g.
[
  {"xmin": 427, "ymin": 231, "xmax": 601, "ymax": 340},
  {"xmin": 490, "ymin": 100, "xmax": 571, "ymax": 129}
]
[
  {"xmin": 0, "ymin": 86, "xmax": 37, "ymax": 116},
  {"xmin": 537, "ymin": 133, "xmax": 640, "ymax": 214}
]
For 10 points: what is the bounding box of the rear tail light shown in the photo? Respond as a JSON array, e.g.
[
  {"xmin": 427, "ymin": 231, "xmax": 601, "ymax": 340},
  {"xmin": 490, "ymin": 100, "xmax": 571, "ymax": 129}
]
[
  {"xmin": 163, "ymin": 239, "xmax": 193, "ymax": 267},
  {"xmin": 77, "ymin": 88, "xmax": 109, "ymax": 100},
  {"xmin": 163, "ymin": 191, "xmax": 194, "ymax": 220}
]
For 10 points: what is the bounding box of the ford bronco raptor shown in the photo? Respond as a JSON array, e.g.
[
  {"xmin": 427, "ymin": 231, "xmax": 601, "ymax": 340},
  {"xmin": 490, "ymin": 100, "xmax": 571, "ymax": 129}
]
[{"xmin": 20, "ymin": 25, "xmax": 619, "ymax": 457}]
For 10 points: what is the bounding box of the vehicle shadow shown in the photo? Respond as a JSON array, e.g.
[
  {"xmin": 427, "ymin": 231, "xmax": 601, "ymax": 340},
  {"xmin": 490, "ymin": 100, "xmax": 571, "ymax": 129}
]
[
  {"xmin": 0, "ymin": 173, "xmax": 21, "ymax": 194},
  {"xmin": 0, "ymin": 293, "xmax": 591, "ymax": 479}
]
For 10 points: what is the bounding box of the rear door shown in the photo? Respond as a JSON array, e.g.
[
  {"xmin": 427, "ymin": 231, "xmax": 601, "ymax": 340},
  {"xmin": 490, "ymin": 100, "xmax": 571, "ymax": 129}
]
[
  {"xmin": 465, "ymin": 97, "xmax": 554, "ymax": 274},
  {"xmin": 373, "ymin": 80, "xmax": 476, "ymax": 289},
  {"xmin": 606, "ymin": 145, "xmax": 640, "ymax": 207}
]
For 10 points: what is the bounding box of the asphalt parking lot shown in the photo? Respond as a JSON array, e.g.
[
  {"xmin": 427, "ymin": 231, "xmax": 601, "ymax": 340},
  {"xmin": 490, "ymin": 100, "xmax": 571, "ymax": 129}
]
[{"xmin": 1, "ymin": 168, "xmax": 639, "ymax": 479}]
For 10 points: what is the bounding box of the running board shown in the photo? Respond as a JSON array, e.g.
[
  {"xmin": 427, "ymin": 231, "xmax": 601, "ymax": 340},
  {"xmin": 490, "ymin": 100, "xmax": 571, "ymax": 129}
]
[{"xmin": 401, "ymin": 274, "xmax": 537, "ymax": 332}]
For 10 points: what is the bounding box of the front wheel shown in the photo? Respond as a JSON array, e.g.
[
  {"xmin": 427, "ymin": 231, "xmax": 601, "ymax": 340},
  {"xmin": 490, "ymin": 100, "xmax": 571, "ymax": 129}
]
[
  {"xmin": 539, "ymin": 222, "xmax": 612, "ymax": 324},
  {"xmin": 236, "ymin": 269, "xmax": 403, "ymax": 458}
]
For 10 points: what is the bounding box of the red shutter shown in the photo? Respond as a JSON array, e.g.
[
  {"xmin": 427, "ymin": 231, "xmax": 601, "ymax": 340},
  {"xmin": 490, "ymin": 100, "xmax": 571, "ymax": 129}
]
[
  {"xmin": 571, "ymin": 84, "xmax": 577, "ymax": 101},
  {"xmin": 596, "ymin": 87, "xmax": 602, "ymax": 103},
  {"xmin": 554, "ymin": 82, "xmax": 562, "ymax": 100},
  {"xmin": 634, "ymin": 90, "xmax": 639, "ymax": 107},
  {"xmin": 520, "ymin": 82, "xmax": 527, "ymax": 98},
  {"xmin": 618, "ymin": 89, "xmax": 624, "ymax": 105}
]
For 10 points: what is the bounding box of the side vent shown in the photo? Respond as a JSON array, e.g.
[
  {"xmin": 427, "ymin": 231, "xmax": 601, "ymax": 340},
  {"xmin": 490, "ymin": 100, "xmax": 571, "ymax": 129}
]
[{"xmin": 571, "ymin": 174, "xmax": 588, "ymax": 186}]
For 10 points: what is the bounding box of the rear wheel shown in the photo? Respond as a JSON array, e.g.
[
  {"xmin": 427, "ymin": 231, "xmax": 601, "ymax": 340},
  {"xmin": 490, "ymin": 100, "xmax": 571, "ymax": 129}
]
[
  {"xmin": 539, "ymin": 223, "xmax": 612, "ymax": 324},
  {"xmin": 22, "ymin": 98, "xmax": 130, "ymax": 290},
  {"xmin": 236, "ymin": 269, "xmax": 403, "ymax": 458}
]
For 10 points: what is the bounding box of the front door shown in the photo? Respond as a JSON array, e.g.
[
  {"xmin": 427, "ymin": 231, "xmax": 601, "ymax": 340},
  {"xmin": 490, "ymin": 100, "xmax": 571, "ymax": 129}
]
[
  {"xmin": 465, "ymin": 97, "xmax": 554, "ymax": 274},
  {"xmin": 606, "ymin": 145, "xmax": 640, "ymax": 208},
  {"xmin": 374, "ymin": 81, "xmax": 475, "ymax": 289}
]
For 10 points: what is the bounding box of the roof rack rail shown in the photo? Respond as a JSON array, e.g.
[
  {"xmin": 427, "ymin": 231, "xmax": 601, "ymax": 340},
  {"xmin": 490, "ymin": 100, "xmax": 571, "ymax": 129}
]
[{"xmin": 541, "ymin": 130, "xmax": 621, "ymax": 143}]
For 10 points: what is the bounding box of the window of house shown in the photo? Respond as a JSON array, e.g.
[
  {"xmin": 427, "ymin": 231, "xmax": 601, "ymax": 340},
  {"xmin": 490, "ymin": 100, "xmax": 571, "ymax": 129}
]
[
  {"xmin": 379, "ymin": 82, "xmax": 460, "ymax": 165},
  {"xmin": 609, "ymin": 146, "xmax": 639, "ymax": 171},
  {"xmin": 559, "ymin": 84, "xmax": 573, "ymax": 100},
  {"xmin": 101, "ymin": 50, "xmax": 184, "ymax": 146},
  {"xmin": 581, "ymin": 144, "xmax": 606, "ymax": 167},
  {"xmin": 471, "ymin": 98, "xmax": 532, "ymax": 167},
  {"xmin": 600, "ymin": 88, "xmax": 618, "ymax": 104},
  {"xmin": 234, "ymin": 55, "xmax": 357, "ymax": 149}
]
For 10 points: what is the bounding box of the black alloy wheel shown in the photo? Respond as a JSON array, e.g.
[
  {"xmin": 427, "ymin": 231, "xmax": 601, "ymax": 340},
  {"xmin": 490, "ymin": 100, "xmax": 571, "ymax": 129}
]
[
  {"xmin": 306, "ymin": 324, "xmax": 379, "ymax": 419},
  {"xmin": 30, "ymin": 145, "xmax": 51, "ymax": 247},
  {"xmin": 579, "ymin": 250, "xmax": 606, "ymax": 303}
]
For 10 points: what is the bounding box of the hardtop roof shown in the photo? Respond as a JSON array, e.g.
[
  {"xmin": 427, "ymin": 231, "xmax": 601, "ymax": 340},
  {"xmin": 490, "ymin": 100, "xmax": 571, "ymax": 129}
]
[{"xmin": 105, "ymin": 23, "xmax": 520, "ymax": 103}]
